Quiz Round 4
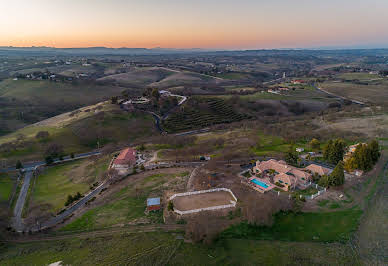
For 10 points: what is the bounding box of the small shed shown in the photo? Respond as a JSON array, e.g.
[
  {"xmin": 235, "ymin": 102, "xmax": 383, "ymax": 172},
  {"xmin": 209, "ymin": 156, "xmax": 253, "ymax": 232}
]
[{"xmin": 147, "ymin": 197, "xmax": 161, "ymax": 211}]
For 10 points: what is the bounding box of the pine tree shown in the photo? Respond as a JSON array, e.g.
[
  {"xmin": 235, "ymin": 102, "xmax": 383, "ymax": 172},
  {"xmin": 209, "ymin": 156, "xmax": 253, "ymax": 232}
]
[
  {"xmin": 323, "ymin": 140, "xmax": 333, "ymax": 161},
  {"xmin": 369, "ymin": 140, "xmax": 380, "ymax": 163},
  {"xmin": 329, "ymin": 161, "xmax": 345, "ymax": 186}
]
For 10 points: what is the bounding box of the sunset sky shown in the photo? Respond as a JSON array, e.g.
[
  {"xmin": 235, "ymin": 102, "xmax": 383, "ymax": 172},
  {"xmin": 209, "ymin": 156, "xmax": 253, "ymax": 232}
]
[{"xmin": 1, "ymin": 0, "xmax": 388, "ymax": 49}]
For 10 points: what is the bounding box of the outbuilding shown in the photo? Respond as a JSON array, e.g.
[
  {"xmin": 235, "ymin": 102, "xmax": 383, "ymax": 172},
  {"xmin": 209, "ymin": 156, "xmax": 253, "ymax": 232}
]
[{"xmin": 147, "ymin": 197, "xmax": 161, "ymax": 211}]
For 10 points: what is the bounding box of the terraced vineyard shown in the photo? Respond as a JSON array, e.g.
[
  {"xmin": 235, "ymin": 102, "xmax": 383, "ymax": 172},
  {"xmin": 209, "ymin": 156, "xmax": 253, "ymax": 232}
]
[{"xmin": 162, "ymin": 98, "xmax": 250, "ymax": 133}]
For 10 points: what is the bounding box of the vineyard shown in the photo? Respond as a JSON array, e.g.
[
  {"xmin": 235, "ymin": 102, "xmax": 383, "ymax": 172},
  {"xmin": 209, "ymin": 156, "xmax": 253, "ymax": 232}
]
[{"xmin": 162, "ymin": 97, "xmax": 250, "ymax": 133}]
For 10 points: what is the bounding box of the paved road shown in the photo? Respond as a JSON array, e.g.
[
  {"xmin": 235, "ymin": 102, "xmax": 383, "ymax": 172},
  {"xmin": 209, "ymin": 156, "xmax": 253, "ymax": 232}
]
[
  {"xmin": 12, "ymin": 171, "xmax": 33, "ymax": 232},
  {"xmin": 1, "ymin": 151, "xmax": 101, "ymax": 173},
  {"xmin": 29, "ymin": 179, "xmax": 109, "ymax": 232}
]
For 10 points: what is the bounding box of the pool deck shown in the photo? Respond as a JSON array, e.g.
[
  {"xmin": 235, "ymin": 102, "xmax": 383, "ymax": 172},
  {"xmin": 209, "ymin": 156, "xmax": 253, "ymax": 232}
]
[{"xmin": 249, "ymin": 177, "xmax": 275, "ymax": 193}]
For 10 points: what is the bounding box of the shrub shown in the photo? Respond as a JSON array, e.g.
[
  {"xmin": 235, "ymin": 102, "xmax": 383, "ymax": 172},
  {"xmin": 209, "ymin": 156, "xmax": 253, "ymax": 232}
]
[{"xmin": 168, "ymin": 201, "xmax": 174, "ymax": 211}]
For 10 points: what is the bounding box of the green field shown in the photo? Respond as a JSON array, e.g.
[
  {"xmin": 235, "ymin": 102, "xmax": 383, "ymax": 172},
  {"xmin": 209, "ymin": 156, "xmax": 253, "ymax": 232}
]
[
  {"xmin": 0, "ymin": 78, "xmax": 133, "ymax": 135},
  {"xmin": 0, "ymin": 104, "xmax": 156, "ymax": 163},
  {"xmin": 0, "ymin": 173, "xmax": 13, "ymax": 202},
  {"xmin": 61, "ymin": 171, "xmax": 188, "ymax": 231},
  {"xmin": 30, "ymin": 157, "xmax": 110, "ymax": 214},
  {"xmin": 0, "ymin": 232, "xmax": 357, "ymax": 265},
  {"xmin": 220, "ymin": 210, "xmax": 363, "ymax": 243}
]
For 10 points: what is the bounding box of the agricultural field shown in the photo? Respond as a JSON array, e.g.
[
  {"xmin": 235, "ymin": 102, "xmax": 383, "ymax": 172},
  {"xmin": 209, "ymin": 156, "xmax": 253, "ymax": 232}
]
[
  {"xmin": 27, "ymin": 156, "xmax": 110, "ymax": 215},
  {"xmin": 319, "ymin": 79, "xmax": 388, "ymax": 105},
  {"xmin": 162, "ymin": 97, "xmax": 250, "ymax": 133}
]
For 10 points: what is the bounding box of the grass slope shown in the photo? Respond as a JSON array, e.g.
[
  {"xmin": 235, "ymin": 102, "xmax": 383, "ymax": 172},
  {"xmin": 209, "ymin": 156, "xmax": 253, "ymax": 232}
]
[
  {"xmin": 0, "ymin": 232, "xmax": 357, "ymax": 265},
  {"xmin": 220, "ymin": 210, "xmax": 363, "ymax": 243},
  {"xmin": 0, "ymin": 173, "xmax": 13, "ymax": 202}
]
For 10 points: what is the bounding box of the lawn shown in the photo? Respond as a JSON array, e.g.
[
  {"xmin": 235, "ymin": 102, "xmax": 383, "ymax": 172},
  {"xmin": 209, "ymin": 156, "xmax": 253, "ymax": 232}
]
[
  {"xmin": 0, "ymin": 232, "xmax": 357, "ymax": 265},
  {"xmin": 0, "ymin": 173, "xmax": 14, "ymax": 202},
  {"xmin": 220, "ymin": 210, "xmax": 363, "ymax": 243},
  {"xmin": 30, "ymin": 157, "xmax": 110, "ymax": 214}
]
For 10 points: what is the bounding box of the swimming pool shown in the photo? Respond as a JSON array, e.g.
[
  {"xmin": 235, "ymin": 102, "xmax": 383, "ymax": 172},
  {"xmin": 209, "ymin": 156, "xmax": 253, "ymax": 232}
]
[{"xmin": 250, "ymin": 178, "xmax": 269, "ymax": 189}]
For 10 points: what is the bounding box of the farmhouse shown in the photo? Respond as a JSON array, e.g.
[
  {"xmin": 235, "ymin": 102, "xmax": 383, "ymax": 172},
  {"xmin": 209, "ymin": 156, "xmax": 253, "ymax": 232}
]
[{"xmin": 112, "ymin": 147, "xmax": 137, "ymax": 169}]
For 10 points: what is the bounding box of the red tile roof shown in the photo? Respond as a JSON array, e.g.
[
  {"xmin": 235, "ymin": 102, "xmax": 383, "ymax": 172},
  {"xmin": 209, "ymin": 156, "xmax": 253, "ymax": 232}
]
[{"xmin": 114, "ymin": 147, "xmax": 136, "ymax": 165}]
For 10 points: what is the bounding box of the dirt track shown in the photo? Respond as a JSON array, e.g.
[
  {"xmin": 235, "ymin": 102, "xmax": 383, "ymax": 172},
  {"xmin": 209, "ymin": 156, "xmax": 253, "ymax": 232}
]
[
  {"xmin": 3, "ymin": 224, "xmax": 185, "ymax": 243},
  {"xmin": 173, "ymin": 191, "xmax": 234, "ymax": 211}
]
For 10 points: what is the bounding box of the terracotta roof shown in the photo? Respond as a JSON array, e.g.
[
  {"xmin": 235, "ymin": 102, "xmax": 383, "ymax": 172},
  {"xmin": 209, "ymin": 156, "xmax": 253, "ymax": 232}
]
[
  {"xmin": 274, "ymin": 173, "xmax": 296, "ymax": 187},
  {"xmin": 289, "ymin": 168, "xmax": 311, "ymax": 180},
  {"xmin": 305, "ymin": 164, "xmax": 332, "ymax": 176},
  {"xmin": 114, "ymin": 147, "xmax": 136, "ymax": 165},
  {"xmin": 255, "ymin": 159, "xmax": 291, "ymax": 174}
]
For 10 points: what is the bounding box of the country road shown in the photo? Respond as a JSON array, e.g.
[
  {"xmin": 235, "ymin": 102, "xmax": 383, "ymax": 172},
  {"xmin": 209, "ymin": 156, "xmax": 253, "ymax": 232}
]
[
  {"xmin": 313, "ymin": 84, "xmax": 365, "ymax": 105},
  {"xmin": 12, "ymin": 171, "xmax": 33, "ymax": 232},
  {"xmin": 29, "ymin": 179, "xmax": 109, "ymax": 232},
  {"xmin": 1, "ymin": 151, "xmax": 101, "ymax": 173}
]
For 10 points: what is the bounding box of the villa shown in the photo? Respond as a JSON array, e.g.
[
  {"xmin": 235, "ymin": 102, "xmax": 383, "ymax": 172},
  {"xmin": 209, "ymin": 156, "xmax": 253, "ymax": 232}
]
[
  {"xmin": 253, "ymin": 159, "xmax": 312, "ymax": 191},
  {"xmin": 112, "ymin": 147, "xmax": 137, "ymax": 169}
]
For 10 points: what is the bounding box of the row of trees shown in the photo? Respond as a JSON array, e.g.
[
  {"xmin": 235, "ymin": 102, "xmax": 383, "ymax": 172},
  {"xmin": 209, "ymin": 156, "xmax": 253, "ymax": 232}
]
[{"xmin": 344, "ymin": 140, "xmax": 380, "ymax": 171}]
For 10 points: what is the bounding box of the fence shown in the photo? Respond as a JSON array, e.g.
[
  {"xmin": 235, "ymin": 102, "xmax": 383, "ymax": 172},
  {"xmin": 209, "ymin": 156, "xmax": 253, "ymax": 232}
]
[
  {"xmin": 305, "ymin": 183, "xmax": 327, "ymax": 200},
  {"xmin": 169, "ymin": 188, "xmax": 238, "ymax": 215}
]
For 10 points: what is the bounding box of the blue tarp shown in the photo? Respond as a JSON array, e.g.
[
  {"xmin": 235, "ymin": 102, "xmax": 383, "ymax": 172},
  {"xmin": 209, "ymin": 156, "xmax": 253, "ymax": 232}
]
[{"xmin": 147, "ymin": 197, "xmax": 160, "ymax": 206}]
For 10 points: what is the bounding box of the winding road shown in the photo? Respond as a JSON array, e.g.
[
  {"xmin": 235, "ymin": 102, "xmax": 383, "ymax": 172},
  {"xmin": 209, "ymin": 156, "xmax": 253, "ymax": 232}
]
[{"xmin": 12, "ymin": 171, "xmax": 33, "ymax": 232}]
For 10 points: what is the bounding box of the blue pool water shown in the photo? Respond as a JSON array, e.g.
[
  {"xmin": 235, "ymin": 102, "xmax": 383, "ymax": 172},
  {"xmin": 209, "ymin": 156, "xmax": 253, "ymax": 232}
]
[{"xmin": 250, "ymin": 178, "xmax": 269, "ymax": 189}]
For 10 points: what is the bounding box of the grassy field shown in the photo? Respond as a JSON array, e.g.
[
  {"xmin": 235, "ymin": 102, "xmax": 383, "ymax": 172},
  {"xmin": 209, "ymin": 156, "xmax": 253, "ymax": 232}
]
[
  {"xmin": 319, "ymin": 80, "xmax": 388, "ymax": 105},
  {"xmin": 0, "ymin": 232, "xmax": 357, "ymax": 265},
  {"xmin": 0, "ymin": 173, "xmax": 13, "ymax": 202},
  {"xmin": 61, "ymin": 171, "xmax": 189, "ymax": 231},
  {"xmin": 29, "ymin": 156, "xmax": 110, "ymax": 214},
  {"xmin": 337, "ymin": 72, "xmax": 381, "ymax": 81},
  {"xmin": 220, "ymin": 210, "xmax": 363, "ymax": 243},
  {"xmin": 0, "ymin": 78, "xmax": 131, "ymax": 135},
  {"xmin": 0, "ymin": 103, "xmax": 156, "ymax": 163}
]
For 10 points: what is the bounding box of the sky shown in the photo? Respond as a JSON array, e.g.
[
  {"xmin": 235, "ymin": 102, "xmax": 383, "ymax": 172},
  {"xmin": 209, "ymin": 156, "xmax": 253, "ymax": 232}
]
[{"xmin": 1, "ymin": 0, "xmax": 388, "ymax": 49}]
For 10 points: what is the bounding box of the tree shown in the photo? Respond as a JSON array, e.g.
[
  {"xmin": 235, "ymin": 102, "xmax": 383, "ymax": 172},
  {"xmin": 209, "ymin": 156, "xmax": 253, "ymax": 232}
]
[
  {"xmin": 45, "ymin": 156, "xmax": 54, "ymax": 165},
  {"xmin": 329, "ymin": 161, "xmax": 345, "ymax": 187},
  {"xmin": 70, "ymin": 153, "xmax": 75, "ymax": 159},
  {"xmin": 35, "ymin": 131, "xmax": 49, "ymax": 139},
  {"xmin": 323, "ymin": 139, "xmax": 346, "ymax": 164},
  {"xmin": 140, "ymin": 164, "xmax": 145, "ymax": 171},
  {"xmin": 318, "ymin": 174, "xmax": 330, "ymax": 188},
  {"xmin": 168, "ymin": 201, "xmax": 174, "ymax": 211},
  {"xmin": 45, "ymin": 143, "xmax": 64, "ymax": 158},
  {"xmin": 15, "ymin": 160, "xmax": 23, "ymax": 169},
  {"xmin": 151, "ymin": 88, "xmax": 160, "ymax": 101},
  {"xmin": 111, "ymin": 96, "xmax": 118, "ymax": 104},
  {"xmin": 309, "ymin": 138, "xmax": 320, "ymax": 151},
  {"xmin": 369, "ymin": 140, "xmax": 380, "ymax": 163},
  {"xmin": 323, "ymin": 140, "xmax": 333, "ymax": 161},
  {"xmin": 285, "ymin": 147, "xmax": 298, "ymax": 166}
]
